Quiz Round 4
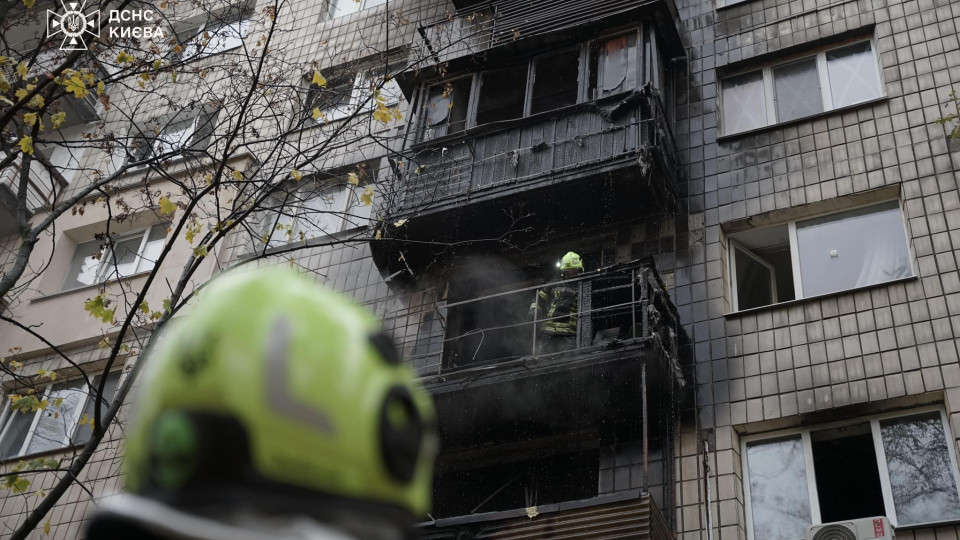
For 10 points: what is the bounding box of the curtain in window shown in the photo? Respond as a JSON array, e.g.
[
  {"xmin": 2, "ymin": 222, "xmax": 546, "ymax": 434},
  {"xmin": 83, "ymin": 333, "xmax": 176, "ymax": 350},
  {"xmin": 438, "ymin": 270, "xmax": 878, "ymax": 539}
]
[{"xmin": 746, "ymin": 437, "xmax": 813, "ymax": 540}]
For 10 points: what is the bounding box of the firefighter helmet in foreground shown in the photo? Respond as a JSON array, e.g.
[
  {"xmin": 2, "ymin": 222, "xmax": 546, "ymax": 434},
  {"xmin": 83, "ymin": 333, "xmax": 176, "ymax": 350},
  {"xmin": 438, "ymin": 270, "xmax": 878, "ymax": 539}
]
[{"xmin": 87, "ymin": 267, "xmax": 437, "ymax": 539}]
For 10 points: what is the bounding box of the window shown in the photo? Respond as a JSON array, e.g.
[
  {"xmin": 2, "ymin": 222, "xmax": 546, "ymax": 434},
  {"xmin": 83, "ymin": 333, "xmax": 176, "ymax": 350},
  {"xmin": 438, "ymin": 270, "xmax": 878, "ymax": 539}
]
[
  {"xmin": 743, "ymin": 409, "xmax": 960, "ymax": 540},
  {"xmin": 176, "ymin": 14, "xmax": 251, "ymax": 59},
  {"xmin": 305, "ymin": 72, "xmax": 403, "ymax": 123},
  {"xmin": 418, "ymin": 26, "xmax": 659, "ymax": 141},
  {"xmin": 258, "ymin": 168, "xmax": 375, "ymax": 247},
  {"xmin": 720, "ymin": 40, "xmax": 882, "ymax": 135},
  {"xmin": 728, "ymin": 201, "xmax": 912, "ymax": 311},
  {"xmin": 329, "ymin": 0, "xmax": 386, "ymax": 19},
  {"xmin": 61, "ymin": 223, "xmax": 169, "ymax": 291},
  {"xmin": 0, "ymin": 372, "xmax": 121, "ymax": 460},
  {"xmin": 529, "ymin": 48, "xmax": 581, "ymax": 114},
  {"xmin": 129, "ymin": 110, "xmax": 217, "ymax": 163}
]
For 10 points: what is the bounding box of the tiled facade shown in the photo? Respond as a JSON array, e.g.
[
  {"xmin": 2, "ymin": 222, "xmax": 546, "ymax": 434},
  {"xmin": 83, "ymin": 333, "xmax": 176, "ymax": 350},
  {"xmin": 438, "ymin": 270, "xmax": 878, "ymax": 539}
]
[{"xmin": 1, "ymin": 0, "xmax": 959, "ymax": 537}]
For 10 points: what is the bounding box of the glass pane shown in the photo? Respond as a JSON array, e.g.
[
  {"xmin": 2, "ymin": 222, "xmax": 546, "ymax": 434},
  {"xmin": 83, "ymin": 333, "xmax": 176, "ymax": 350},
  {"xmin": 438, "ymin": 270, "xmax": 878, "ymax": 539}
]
[
  {"xmin": 595, "ymin": 34, "xmax": 637, "ymax": 97},
  {"xmin": 300, "ymin": 186, "xmax": 349, "ymax": 237},
  {"xmin": 722, "ymin": 71, "xmax": 767, "ymax": 134},
  {"xmin": 735, "ymin": 247, "xmax": 774, "ymax": 310},
  {"xmin": 102, "ymin": 235, "xmax": 143, "ymax": 279},
  {"xmin": 205, "ymin": 19, "xmax": 249, "ymax": 55},
  {"xmin": 746, "ymin": 437, "xmax": 812, "ymax": 540},
  {"xmin": 424, "ymin": 79, "xmax": 470, "ymax": 138},
  {"xmin": 774, "ymin": 58, "xmax": 823, "ymax": 122},
  {"xmin": 26, "ymin": 381, "xmax": 85, "ymax": 454},
  {"xmin": 343, "ymin": 185, "xmax": 374, "ymax": 229},
  {"xmin": 827, "ymin": 42, "xmax": 881, "ymax": 108},
  {"xmin": 136, "ymin": 224, "xmax": 168, "ymax": 273},
  {"xmin": 155, "ymin": 117, "xmax": 196, "ymax": 156},
  {"xmin": 881, "ymin": 413, "xmax": 960, "ymax": 525},
  {"xmin": 476, "ymin": 65, "xmax": 527, "ymax": 125},
  {"xmin": 72, "ymin": 372, "xmax": 122, "ymax": 445},
  {"xmin": 530, "ymin": 49, "xmax": 580, "ymax": 114},
  {"xmin": 796, "ymin": 201, "xmax": 912, "ymax": 297},
  {"xmin": 0, "ymin": 407, "xmax": 35, "ymax": 459},
  {"xmin": 261, "ymin": 194, "xmax": 297, "ymax": 246},
  {"xmin": 62, "ymin": 240, "xmax": 103, "ymax": 290},
  {"xmin": 332, "ymin": 0, "xmax": 361, "ymax": 18}
]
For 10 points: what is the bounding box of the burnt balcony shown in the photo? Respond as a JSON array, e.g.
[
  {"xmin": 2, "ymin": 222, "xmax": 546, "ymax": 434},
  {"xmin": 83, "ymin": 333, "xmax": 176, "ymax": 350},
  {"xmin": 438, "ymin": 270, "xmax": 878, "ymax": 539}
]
[
  {"xmin": 420, "ymin": 491, "xmax": 672, "ymax": 540},
  {"xmin": 384, "ymin": 258, "xmax": 687, "ymax": 450},
  {"xmin": 0, "ymin": 151, "xmax": 68, "ymax": 235},
  {"xmin": 373, "ymin": 87, "xmax": 679, "ymax": 278}
]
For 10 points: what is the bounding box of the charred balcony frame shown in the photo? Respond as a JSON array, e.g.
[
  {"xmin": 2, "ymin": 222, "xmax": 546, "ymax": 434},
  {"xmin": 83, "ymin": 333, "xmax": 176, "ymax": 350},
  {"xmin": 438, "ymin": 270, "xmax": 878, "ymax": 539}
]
[
  {"xmin": 400, "ymin": 259, "xmax": 687, "ymax": 534},
  {"xmin": 373, "ymin": 16, "xmax": 684, "ymax": 280}
]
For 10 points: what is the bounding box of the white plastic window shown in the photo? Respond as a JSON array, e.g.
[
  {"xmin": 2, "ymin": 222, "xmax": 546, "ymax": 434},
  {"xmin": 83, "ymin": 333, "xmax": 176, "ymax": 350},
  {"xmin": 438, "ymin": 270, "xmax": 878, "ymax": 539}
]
[
  {"xmin": 62, "ymin": 223, "xmax": 168, "ymax": 291},
  {"xmin": 720, "ymin": 39, "xmax": 882, "ymax": 135}
]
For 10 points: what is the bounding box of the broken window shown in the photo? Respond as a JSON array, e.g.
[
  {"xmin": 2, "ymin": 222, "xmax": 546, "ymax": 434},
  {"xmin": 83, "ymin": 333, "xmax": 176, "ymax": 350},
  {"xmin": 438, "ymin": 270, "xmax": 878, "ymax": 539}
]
[
  {"xmin": 589, "ymin": 32, "xmax": 638, "ymax": 99},
  {"xmin": 728, "ymin": 200, "xmax": 912, "ymax": 312},
  {"xmin": 434, "ymin": 449, "xmax": 599, "ymax": 517},
  {"xmin": 744, "ymin": 410, "xmax": 960, "ymax": 540},
  {"xmin": 423, "ymin": 78, "xmax": 471, "ymax": 139},
  {"xmin": 530, "ymin": 48, "xmax": 580, "ymax": 115},
  {"xmin": 476, "ymin": 64, "xmax": 528, "ymax": 125}
]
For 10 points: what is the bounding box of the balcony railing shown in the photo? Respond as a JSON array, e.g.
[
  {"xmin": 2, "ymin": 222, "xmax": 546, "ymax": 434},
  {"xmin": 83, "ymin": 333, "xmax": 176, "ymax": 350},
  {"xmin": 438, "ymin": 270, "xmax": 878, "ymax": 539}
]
[
  {"xmin": 393, "ymin": 86, "xmax": 677, "ymax": 214},
  {"xmin": 419, "ymin": 491, "xmax": 672, "ymax": 540},
  {"xmin": 0, "ymin": 152, "xmax": 68, "ymax": 235},
  {"xmin": 385, "ymin": 258, "xmax": 680, "ymax": 378}
]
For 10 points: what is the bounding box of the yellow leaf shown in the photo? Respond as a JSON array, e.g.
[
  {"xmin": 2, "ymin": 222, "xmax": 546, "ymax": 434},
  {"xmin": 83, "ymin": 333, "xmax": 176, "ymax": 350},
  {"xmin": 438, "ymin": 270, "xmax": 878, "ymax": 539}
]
[
  {"xmin": 312, "ymin": 71, "xmax": 327, "ymax": 88},
  {"xmin": 158, "ymin": 196, "xmax": 177, "ymax": 215},
  {"xmin": 96, "ymin": 81, "xmax": 105, "ymax": 95},
  {"xmin": 63, "ymin": 72, "xmax": 88, "ymax": 99},
  {"xmin": 98, "ymin": 338, "xmax": 110, "ymax": 349},
  {"xmin": 375, "ymin": 229, "xmax": 382, "ymax": 240},
  {"xmin": 18, "ymin": 136, "xmax": 33, "ymax": 155},
  {"xmin": 232, "ymin": 170, "xmax": 243, "ymax": 181},
  {"xmin": 14, "ymin": 88, "xmax": 29, "ymax": 102},
  {"xmin": 203, "ymin": 173, "xmax": 213, "ymax": 185},
  {"xmin": 43, "ymin": 520, "xmax": 50, "ymax": 535},
  {"xmin": 50, "ymin": 112, "xmax": 66, "ymax": 129},
  {"xmin": 0, "ymin": 72, "xmax": 9, "ymax": 93},
  {"xmin": 347, "ymin": 172, "xmax": 360, "ymax": 185},
  {"xmin": 115, "ymin": 51, "xmax": 134, "ymax": 64},
  {"xmin": 23, "ymin": 112, "xmax": 37, "ymax": 126},
  {"xmin": 393, "ymin": 219, "xmax": 408, "ymax": 227},
  {"xmin": 15, "ymin": 62, "xmax": 27, "ymax": 79},
  {"xmin": 290, "ymin": 169, "xmax": 303, "ymax": 181},
  {"xmin": 192, "ymin": 245, "xmax": 208, "ymax": 258},
  {"xmin": 311, "ymin": 107, "xmax": 322, "ymax": 121},
  {"xmin": 360, "ymin": 186, "xmax": 374, "ymax": 206},
  {"xmin": 9, "ymin": 360, "xmax": 23, "ymax": 369},
  {"xmin": 23, "ymin": 0, "xmax": 36, "ymax": 8}
]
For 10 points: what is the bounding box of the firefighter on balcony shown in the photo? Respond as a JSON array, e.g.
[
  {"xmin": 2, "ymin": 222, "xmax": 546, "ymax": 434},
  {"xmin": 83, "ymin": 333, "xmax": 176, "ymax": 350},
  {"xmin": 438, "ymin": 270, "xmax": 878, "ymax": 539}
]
[
  {"xmin": 85, "ymin": 267, "xmax": 437, "ymax": 540},
  {"xmin": 529, "ymin": 251, "xmax": 584, "ymax": 355}
]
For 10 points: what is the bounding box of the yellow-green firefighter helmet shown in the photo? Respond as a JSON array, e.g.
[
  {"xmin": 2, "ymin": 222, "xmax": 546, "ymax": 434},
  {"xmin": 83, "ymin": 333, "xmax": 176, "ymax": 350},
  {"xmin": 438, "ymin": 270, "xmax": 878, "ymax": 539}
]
[
  {"xmin": 122, "ymin": 267, "xmax": 436, "ymax": 526},
  {"xmin": 560, "ymin": 251, "xmax": 584, "ymax": 272}
]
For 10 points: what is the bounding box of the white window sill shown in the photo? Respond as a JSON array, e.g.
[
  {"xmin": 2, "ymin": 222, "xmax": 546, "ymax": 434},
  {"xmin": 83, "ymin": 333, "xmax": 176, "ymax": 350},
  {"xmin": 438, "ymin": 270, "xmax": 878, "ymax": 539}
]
[
  {"xmin": 725, "ymin": 274, "xmax": 918, "ymax": 318},
  {"xmin": 32, "ymin": 270, "xmax": 152, "ymax": 304}
]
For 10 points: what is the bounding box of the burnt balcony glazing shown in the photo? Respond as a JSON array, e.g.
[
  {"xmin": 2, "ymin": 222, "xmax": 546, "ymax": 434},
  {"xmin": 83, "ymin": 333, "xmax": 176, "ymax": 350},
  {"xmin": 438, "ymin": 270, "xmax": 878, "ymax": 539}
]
[
  {"xmin": 0, "ymin": 151, "xmax": 68, "ymax": 235},
  {"xmin": 383, "ymin": 258, "xmax": 687, "ymax": 448}
]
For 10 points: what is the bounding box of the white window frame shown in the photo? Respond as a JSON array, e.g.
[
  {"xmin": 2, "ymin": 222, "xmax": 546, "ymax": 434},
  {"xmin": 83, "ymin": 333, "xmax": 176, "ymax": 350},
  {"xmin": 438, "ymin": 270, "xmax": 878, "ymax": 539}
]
[
  {"xmin": 728, "ymin": 238, "xmax": 779, "ymax": 312},
  {"xmin": 61, "ymin": 223, "xmax": 168, "ymax": 291},
  {"xmin": 307, "ymin": 71, "xmax": 402, "ymax": 124},
  {"xmin": 742, "ymin": 406, "xmax": 960, "ymax": 537},
  {"xmin": 175, "ymin": 13, "xmax": 251, "ymax": 59},
  {"xmin": 719, "ymin": 37, "xmax": 884, "ymax": 136},
  {"xmin": 0, "ymin": 372, "xmax": 121, "ymax": 460},
  {"xmin": 328, "ymin": 0, "xmax": 387, "ymax": 19},
  {"xmin": 259, "ymin": 176, "xmax": 374, "ymax": 247},
  {"xmin": 717, "ymin": 0, "xmax": 750, "ymax": 7},
  {"xmin": 727, "ymin": 199, "xmax": 914, "ymax": 312},
  {"xmin": 129, "ymin": 111, "xmax": 215, "ymax": 165}
]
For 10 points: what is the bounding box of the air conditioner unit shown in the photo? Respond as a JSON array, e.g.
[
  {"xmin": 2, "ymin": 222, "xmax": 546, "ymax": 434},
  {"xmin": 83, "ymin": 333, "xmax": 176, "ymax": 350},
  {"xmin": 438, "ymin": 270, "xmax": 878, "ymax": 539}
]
[{"xmin": 804, "ymin": 517, "xmax": 893, "ymax": 540}]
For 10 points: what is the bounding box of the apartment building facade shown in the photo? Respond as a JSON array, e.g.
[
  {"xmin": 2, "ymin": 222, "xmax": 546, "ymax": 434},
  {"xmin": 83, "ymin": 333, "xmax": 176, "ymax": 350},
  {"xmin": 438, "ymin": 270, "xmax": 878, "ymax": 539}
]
[{"xmin": 0, "ymin": 0, "xmax": 958, "ymax": 538}]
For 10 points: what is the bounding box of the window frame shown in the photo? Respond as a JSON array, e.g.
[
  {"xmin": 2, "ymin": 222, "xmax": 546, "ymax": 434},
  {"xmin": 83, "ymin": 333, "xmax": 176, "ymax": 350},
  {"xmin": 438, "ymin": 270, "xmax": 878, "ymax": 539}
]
[
  {"xmin": 719, "ymin": 37, "xmax": 884, "ymax": 136},
  {"xmin": 0, "ymin": 371, "xmax": 122, "ymax": 461},
  {"xmin": 60, "ymin": 223, "xmax": 169, "ymax": 291},
  {"xmin": 305, "ymin": 71, "xmax": 403, "ymax": 125},
  {"xmin": 128, "ymin": 110, "xmax": 217, "ymax": 165},
  {"xmin": 742, "ymin": 406, "xmax": 960, "ymax": 536},
  {"xmin": 258, "ymin": 173, "xmax": 375, "ymax": 248},
  {"xmin": 328, "ymin": 0, "xmax": 386, "ymax": 19},
  {"xmin": 417, "ymin": 25, "xmax": 659, "ymax": 142},
  {"xmin": 727, "ymin": 199, "xmax": 915, "ymax": 312},
  {"xmin": 174, "ymin": 12, "xmax": 252, "ymax": 60}
]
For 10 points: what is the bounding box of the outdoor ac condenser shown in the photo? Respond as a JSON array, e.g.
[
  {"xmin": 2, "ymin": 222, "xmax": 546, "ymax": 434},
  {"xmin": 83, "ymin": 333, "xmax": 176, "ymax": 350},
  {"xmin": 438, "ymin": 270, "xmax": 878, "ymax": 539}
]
[{"xmin": 804, "ymin": 517, "xmax": 893, "ymax": 540}]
